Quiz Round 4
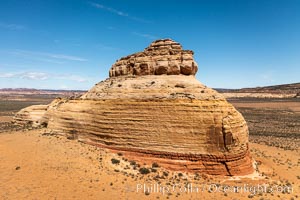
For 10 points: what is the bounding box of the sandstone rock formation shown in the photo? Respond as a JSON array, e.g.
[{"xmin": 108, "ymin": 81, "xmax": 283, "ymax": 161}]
[
  {"xmin": 16, "ymin": 39, "xmax": 254, "ymax": 176},
  {"xmin": 13, "ymin": 105, "xmax": 48, "ymax": 127},
  {"xmin": 109, "ymin": 39, "xmax": 198, "ymax": 77}
]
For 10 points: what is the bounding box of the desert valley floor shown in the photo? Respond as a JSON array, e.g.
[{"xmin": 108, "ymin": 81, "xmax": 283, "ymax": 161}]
[{"xmin": 0, "ymin": 94, "xmax": 299, "ymax": 200}]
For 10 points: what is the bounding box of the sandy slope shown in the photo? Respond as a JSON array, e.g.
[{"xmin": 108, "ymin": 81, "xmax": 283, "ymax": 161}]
[{"xmin": 0, "ymin": 129, "xmax": 299, "ymax": 200}]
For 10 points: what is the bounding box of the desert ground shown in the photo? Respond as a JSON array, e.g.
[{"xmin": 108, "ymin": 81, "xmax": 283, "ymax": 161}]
[{"xmin": 0, "ymin": 94, "xmax": 299, "ymax": 200}]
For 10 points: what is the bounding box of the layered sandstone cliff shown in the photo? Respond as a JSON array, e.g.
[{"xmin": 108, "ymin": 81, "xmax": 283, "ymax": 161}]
[{"xmin": 16, "ymin": 39, "xmax": 254, "ymax": 175}]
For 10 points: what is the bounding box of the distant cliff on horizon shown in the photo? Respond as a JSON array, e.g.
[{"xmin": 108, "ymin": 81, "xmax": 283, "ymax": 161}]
[{"xmin": 216, "ymin": 82, "xmax": 300, "ymax": 98}]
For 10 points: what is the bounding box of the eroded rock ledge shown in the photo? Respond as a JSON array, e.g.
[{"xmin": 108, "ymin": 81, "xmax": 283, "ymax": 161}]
[{"xmin": 13, "ymin": 105, "xmax": 48, "ymax": 127}]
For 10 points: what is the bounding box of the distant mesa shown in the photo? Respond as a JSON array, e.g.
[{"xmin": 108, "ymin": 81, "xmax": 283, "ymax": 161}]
[
  {"xmin": 14, "ymin": 39, "xmax": 254, "ymax": 176},
  {"xmin": 217, "ymin": 82, "xmax": 300, "ymax": 98}
]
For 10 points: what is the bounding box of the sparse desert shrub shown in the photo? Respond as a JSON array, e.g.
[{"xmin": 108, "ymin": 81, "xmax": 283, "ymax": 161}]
[
  {"xmin": 139, "ymin": 167, "xmax": 150, "ymax": 174},
  {"xmin": 130, "ymin": 160, "xmax": 136, "ymax": 166},
  {"xmin": 151, "ymin": 168, "xmax": 157, "ymax": 173},
  {"xmin": 163, "ymin": 171, "xmax": 169, "ymax": 177},
  {"xmin": 111, "ymin": 158, "xmax": 120, "ymax": 164},
  {"xmin": 152, "ymin": 162, "xmax": 159, "ymax": 168}
]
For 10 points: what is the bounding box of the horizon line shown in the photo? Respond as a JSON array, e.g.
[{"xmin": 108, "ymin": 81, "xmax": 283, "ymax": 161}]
[{"xmin": 0, "ymin": 81, "xmax": 299, "ymax": 91}]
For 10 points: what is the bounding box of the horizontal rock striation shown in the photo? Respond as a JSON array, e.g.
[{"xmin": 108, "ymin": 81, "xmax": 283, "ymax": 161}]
[
  {"xmin": 46, "ymin": 75, "xmax": 254, "ymax": 175},
  {"xmin": 109, "ymin": 39, "xmax": 198, "ymax": 77},
  {"xmin": 13, "ymin": 105, "xmax": 48, "ymax": 127}
]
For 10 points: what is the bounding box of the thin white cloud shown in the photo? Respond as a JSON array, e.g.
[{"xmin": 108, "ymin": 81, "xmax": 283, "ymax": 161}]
[
  {"xmin": 21, "ymin": 72, "xmax": 49, "ymax": 80},
  {"xmin": 21, "ymin": 56, "xmax": 66, "ymax": 64},
  {"xmin": 132, "ymin": 32, "xmax": 157, "ymax": 40},
  {"xmin": 90, "ymin": 2, "xmax": 152, "ymax": 23},
  {"xmin": 56, "ymin": 74, "xmax": 87, "ymax": 83},
  {"xmin": 0, "ymin": 71, "xmax": 88, "ymax": 82},
  {"xmin": 0, "ymin": 72, "xmax": 48, "ymax": 80},
  {"xmin": 90, "ymin": 2, "xmax": 128, "ymax": 16},
  {"xmin": 0, "ymin": 73, "xmax": 15, "ymax": 78},
  {"xmin": 49, "ymin": 54, "xmax": 86, "ymax": 61},
  {"xmin": 0, "ymin": 22, "xmax": 26, "ymax": 30},
  {"xmin": 9, "ymin": 49, "xmax": 87, "ymax": 62}
]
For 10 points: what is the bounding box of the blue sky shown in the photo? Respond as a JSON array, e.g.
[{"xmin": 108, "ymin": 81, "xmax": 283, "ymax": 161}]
[{"xmin": 0, "ymin": 0, "xmax": 299, "ymax": 90}]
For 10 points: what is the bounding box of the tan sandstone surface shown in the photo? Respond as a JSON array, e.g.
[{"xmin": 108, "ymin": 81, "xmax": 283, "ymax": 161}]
[
  {"xmin": 13, "ymin": 105, "xmax": 48, "ymax": 127},
  {"xmin": 15, "ymin": 39, "xmax": 254, "ymax": 176}
]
